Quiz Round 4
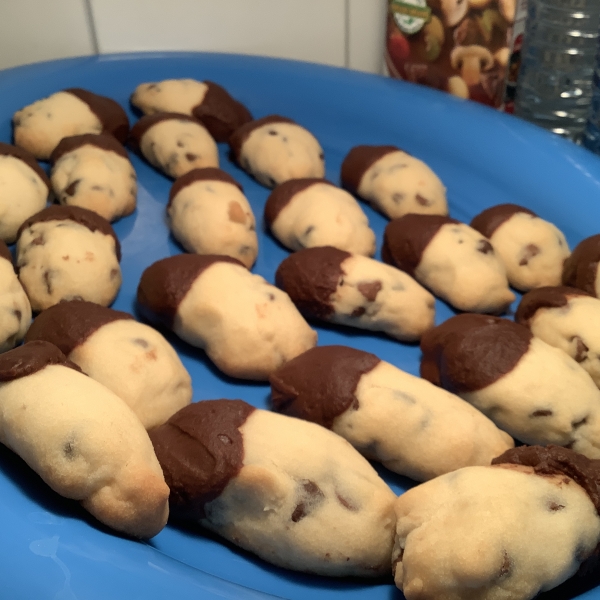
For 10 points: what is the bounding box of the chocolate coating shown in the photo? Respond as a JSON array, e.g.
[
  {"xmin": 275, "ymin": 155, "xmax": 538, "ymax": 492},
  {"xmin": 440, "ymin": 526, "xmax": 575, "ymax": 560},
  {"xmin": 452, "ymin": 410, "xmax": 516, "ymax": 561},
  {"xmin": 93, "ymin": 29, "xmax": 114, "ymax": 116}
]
[
  {"xmin": 340, "ymin": 145, "xmax": 399, "ymax": 195},
  {"xmin": 493, "ymin": 445, "xmax": 600, "ymax": 515},
  {"xmin": 420, "ymin": 313, "xmax": 532, "ymax": 393},
  {"xmin": 137, "ymin": 254, "xmax": 244, "ymax": 329},
  {"xmin": 470, "ymin": 203, "xmax": 537, "ymax": 239},
  {"xmin": 25, "ymin": 300, "xmax": 133, "ymax": 356},
  {"xmin": 0, "ymin": 141, "xmax": 51, "ymax": 190},
  {"xmin": 0, "ymin": 340, "xmax": 82, "ymax": 382},
  {"xmin": 16, "ymin": 205, "xmax": 121, "ymax": 261},
  {"xmin": 563, "ymin": 234, "xmax": 600, "ymax": 296},
  {"xmin": 65, "ymin": 88, "xmax": 129, "ymax": 144},
  {"xmin": 382, "ymin": 214, "xmax": 460, "ymax": 276},
  {"xmin": 191, "ymin": 81, "xmax": 252, "ymax": 143},
  {"xmin": 515, "ymin": 286, "xmax": 593, "ymax": 325},
  {"xmin": 128, "ymin": 112, "xmax": 204, "ymax": 154},
  {"xmin": 228, "ymin": 115, "xmax": 296, "ymax": 162},
  {"xmin": 270, "ymin": 345, "xmax": 381, "ymax": 429},
  {"xmin": 0, "ymin": 240, "xmax": 12, "ymax": 265},
  {"xmin": 148, "ymin": 399, "xmax": 255, "ymax": 519},
  {"xmin": 50, "ymin": 133, "xmax": 129, "ymax": 164},
  {"xmin": 168, "ymin": 167, "xmax": 243, "ymax": 208},
  {"xmin": 275, "ymin": 246, "xmax": 350, "ymax": 320},
  {"xmin": 264, "ymin": 178, "xmax": 334, "ymax": 227}
]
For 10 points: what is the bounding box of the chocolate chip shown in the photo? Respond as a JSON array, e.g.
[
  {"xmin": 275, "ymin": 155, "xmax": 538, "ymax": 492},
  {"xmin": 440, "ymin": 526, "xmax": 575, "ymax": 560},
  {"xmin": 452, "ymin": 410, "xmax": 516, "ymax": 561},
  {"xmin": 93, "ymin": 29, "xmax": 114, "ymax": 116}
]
[
  {"xmin": 351, "ymin": 306, "xmax": 366, "ymax": 318},
  {"xmin": 13, "ymin": 309, "xmax": 22, "ymax": 320},
  {"xmin": 132, "ymin": 338, "xmax": 149, "ymax": 348},
  {"xmin": 416, "ymin": 194, "xmax": 431, "ymax": 206},
  {"xmin": 268, "ymin": 130, "xmax": 278, "ymax": 136},
  {"xmin": 110, "ymin": 268, "xmax": 119, "ymax": 280},
  {"xmin": 238, "ymin": 245, "xmax": 252, "ymax": 255},
  {"xmin": 268, "ymin": 293, "xmax": 275, "ymax": 301},
  {"xmin": 531, "ymin": 409, "xmax": 553, "ymax": 417},
  {"xmin": 304, "ymin": 225, "xmax": 314, "ymax": 238},
  {"xmin": 336, "ymin": 493, "xmax": 358, "ymax": 511},
  {"xmin": 228, "ymin": 201, "xmax": 246, "ymax": 224},
  {"xmin": 43, "ymin": 270, "xmax": 53, "ymax": 294},
  {"xmin": 291, "ymin": 479, "xmax": 324, "ymax": 523},
  {"xmin": 185, "ymin": 153, "xmax": 198, "ymax": 161},
  {"xmin": 291, "ymin": 503, "xmax": 307, "ymax": 522},
  {"xmin": 519, "ymin": 244, "xmax": 541, "ymax": 266},
  {"xmin": 357, "ymin": 281, "xmax": 382, "ymax": 302},
  {"xmin": 499, "ymin": 551, "xmax": 512, "ymax": 578},
  {"xmin": 319, "ymin": 152, "xmax": 324, "ymax": 160},
  {"xmin": 572, "ymin": 416, "xmax": 588, "ymax": 429},
  {"xmin": 547, "ymin": 501, "xmax": 565, "ymax": 511},
  {"xmin": 31, "ymin": 234, "xmax": 45, "ymax": 246},
  {"xmin": 392, "ymin": 193, "xmax": 405, "ymax": 204},
  {"xmin": 91, "ymin": 185, "xmax": 104, "ymax": 191},
  {"xmin": 177, "ymin": 140, "xmax": 184, "ymax": 148},
  {"xmin": 65, "ymin": 179, "xmax": 80, "ymax": 197},
  {"xmin": 477, "ymin": 239, "xmax": 494, "ymax": 254},
  {"xmin": 573, "ymin": 336, "xmax": 589, "ymax": 362},
  {"xmin": 63, "ymin": 439, "xmax": 76, "ymax": 460}
]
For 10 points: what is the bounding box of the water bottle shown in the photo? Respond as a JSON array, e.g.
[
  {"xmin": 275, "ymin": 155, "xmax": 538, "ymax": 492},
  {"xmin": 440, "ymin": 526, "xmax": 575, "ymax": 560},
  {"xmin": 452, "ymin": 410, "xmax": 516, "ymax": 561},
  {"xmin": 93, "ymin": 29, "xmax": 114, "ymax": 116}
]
[
  {"xmin": 582, "ymin": 36, "xmax": 600, "ymax": 152},
  {"xmin": 513, "ymin": 0, "xmax": 600, "ymax": 142}
]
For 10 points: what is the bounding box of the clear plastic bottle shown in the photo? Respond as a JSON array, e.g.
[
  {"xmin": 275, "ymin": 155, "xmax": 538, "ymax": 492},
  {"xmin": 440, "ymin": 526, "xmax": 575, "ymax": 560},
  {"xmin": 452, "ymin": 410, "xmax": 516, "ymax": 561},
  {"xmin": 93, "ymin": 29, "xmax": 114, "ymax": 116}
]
[
  {"xmin": 583, "ymin": 38, "xmax": 600, "ymax": 152},
  {"xmin": 514, "ymin": 0, "xmax": 600, "ymax": 142}
]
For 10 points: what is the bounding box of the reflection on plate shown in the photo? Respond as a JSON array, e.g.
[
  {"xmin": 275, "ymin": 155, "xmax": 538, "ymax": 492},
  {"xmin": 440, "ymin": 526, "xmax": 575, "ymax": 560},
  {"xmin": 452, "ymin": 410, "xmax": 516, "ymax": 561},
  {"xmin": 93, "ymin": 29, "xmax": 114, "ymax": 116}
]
[{"xmin": 1, "ymin": 52, "xmax": 600, "ymax": 600}]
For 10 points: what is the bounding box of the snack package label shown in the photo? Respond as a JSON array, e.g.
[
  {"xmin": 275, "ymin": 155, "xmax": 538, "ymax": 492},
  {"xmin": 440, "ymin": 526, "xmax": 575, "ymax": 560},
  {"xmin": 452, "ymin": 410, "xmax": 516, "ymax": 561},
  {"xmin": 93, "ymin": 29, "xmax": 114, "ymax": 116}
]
[{"xmin": 385, "ymin": 0, "xmax": 515, "ymax": 108}]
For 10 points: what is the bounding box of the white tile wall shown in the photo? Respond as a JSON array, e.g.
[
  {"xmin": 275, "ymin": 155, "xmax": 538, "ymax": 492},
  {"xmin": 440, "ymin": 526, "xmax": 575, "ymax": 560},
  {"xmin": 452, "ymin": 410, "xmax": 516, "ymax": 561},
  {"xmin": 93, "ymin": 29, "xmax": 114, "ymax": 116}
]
[
  {"xmin": 0, "ymin": 0, "xmax": 388, "ymax": 73},
  {"xmin": 0, "ymin": 0, "xmax": 95, "ymax": 71}
]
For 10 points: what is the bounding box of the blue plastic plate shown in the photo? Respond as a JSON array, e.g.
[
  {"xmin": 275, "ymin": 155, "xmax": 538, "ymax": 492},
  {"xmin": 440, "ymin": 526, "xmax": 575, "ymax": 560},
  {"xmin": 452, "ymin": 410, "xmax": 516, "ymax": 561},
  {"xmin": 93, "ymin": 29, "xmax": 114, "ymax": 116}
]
[{"xmin": 1, "ymin": 52, "xmax": 600, "ymax": 600}]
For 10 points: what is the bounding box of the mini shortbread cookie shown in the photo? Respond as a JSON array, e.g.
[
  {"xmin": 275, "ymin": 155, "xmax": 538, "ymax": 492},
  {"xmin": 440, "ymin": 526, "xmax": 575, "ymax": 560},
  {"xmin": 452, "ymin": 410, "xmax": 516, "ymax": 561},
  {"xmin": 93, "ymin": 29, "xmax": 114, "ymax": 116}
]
[
  {"xmin": 470, "ymin": 203, "xmax": 570, "ymax": 291},
  {"xmin": 50, "ymin": 133, "xmax": 136, "ymax": 222},
  {"xmin": 13, "ymin": 88, "xmax": 129, "ymax": 160},
  {"xmin": 275, "ymin": 246, "xmax": 435, "ymax": 341},
  {"xmin": 0, "ymin": 241, "xmax": 32, "ymax": 353},
  {"xmin": 516, "ymin": 286, "xmax": 600, "ymax": 388},
  {"xmin": 420, "ymin": 313, "xmax": 600, "ymax": 458},
  {"xmin": 383, "ymin": 214, "xmax": 515, "ymax": 314},
  {"xmin": 167, "ymin": 168, "xmax": 258, "ymax": 268},
  {"xmin": 149, "ymin": 399, "xmax": 396, "ymax": 576},
  {"xmin": 137, "ymin": 254, "xmax": 317, "ymax": 380},
  {"xmin": 129, "ymin": 113, "xmax": 219, "ymax": 179},
  {"xmin": 0, "ymin": 341, "xmax": 169, "ymax": 538},
  {"xmin": 16, "ymin": 205, "xmax": 122, "ymax": 312},
  {"xmin": 563, "ymin": 234, "xmax": 600, "ymax": 297},
  {"xmin": 229, "ymin": 115, "xmax": 325, "ymax": 188},
  {"xmin": 264, "ymin": 179, "xmax": 376, "ymax": 256},
  {"xmin": 0, "ymin": 142, "xmax": 50, "ymax": 243},
  {"xmin": 340, "ymin": 145, "xmax": 448, "ymax": 219},
  {"xmin": 130, "ymin": 79, "xmax": 252, "ymax": 141},
  {"xmin": 393, "ymin": 445, "xmax": 600, "ymax": 600},
  {"xmin": 270, "ymin": 345, "xmax": 514, "ymax": 481},
  {"xmin": 25, "ymin": 300, "xmax": 192, "ymax": 429}
]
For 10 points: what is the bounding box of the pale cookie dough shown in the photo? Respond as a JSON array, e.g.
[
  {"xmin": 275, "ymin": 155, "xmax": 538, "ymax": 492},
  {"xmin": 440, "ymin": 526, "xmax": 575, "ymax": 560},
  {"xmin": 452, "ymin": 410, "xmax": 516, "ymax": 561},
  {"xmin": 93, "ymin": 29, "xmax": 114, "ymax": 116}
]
[
  {"xmin": 516, "ymin": 286, "xmax": 600, "ymax": 388},
  {"xmin": 13, "ymin": 88, "xmax": 129, "ymax": 160},
  {"xmin": 229, "ymin": 115, "xmax": 325, "ymax": 188},
  {"xmin": 50, "ymin": 133, "xmax": 136, "ymax": 222},
  {"xmin": 25, "ymin": 300, "xmax": 192, "ymax": 429},
  {"xmin": 16, "ymin": 205, "xmax": 122, "ymax": 312},
  {"xmin": 0, "ymin": 142, "xmax": 50, "ymax": 243},
  {"xmin": 264, "ymin": 179, "xmax": 376, "ymax": 256},
  {"xmin": 167, "ymin": 168, "xmax": 258, "ymax": 268},
  {"xmin": 130, "ymin": 78, "xmax": 252, "ymax": 141},
  {"xmin": 275, "ymin": 246, "xmax": 435, "ymax": 341},
  {"xmin": 129, "ymin": 112, "xmax": 219, "ymax": 179},
  {"xmin": 341, "ymin": 145, "xmax": 448, "ymax": 220},
  {"xmin": 563, "ymin": 233, "xmax": 600, "ymax": 297},
  {"xmin": 0, "ymin": 241, "xmax": 31, "ymax": 353},
  {"xmin": 393, "ymin": 445, "xmax": 600, "ymax": 600},
  {"xmin": 471, "ymin": 203, "xmax": 570, "ymax": 291},
  {"xmin": 149, "ymin": 399, "xmax": 396, "ymax": 576},
  {"xmin": 0, "ymin": 341, "xmax": 169, "ymax": 538},
  {"xmin": 420, "ymin": 313, "xmax": 600, "ymax": 458},
  {"xmin": 383, "ymin": 214, "xmax": 515, "ymax": 314},
  {"xmin": 137, "ymin": 254, "xmax": 317, "ymax": 380},
  {"xmin": 271, "ymin": 345, "xmax": 514, "ymax": 482}
]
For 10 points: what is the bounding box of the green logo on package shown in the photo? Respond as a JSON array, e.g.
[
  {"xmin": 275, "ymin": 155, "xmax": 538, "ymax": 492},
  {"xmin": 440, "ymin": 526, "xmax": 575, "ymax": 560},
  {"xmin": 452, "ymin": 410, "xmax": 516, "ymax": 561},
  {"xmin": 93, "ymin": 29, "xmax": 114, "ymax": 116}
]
[{"xmin": 390, "ymin": 0, "xmax": 431, "ymax": 35}]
